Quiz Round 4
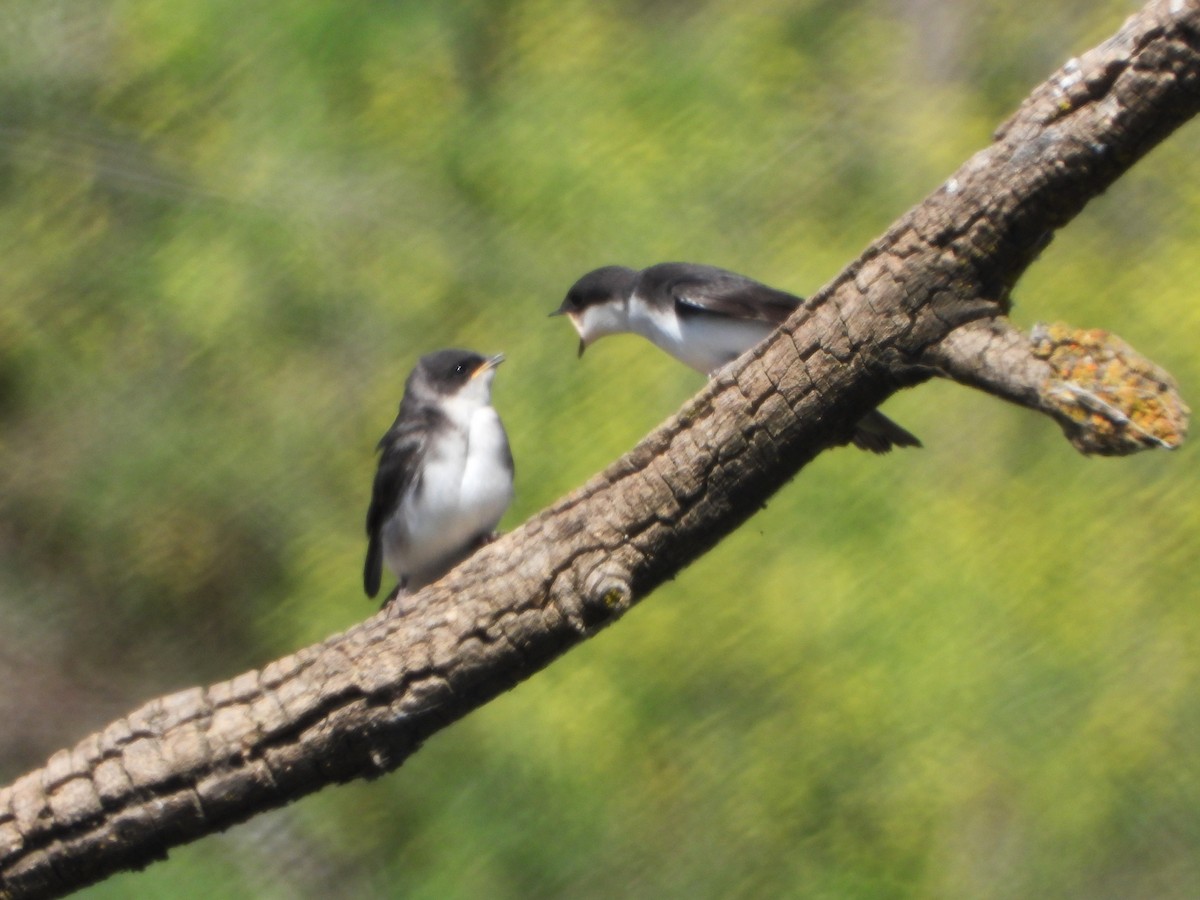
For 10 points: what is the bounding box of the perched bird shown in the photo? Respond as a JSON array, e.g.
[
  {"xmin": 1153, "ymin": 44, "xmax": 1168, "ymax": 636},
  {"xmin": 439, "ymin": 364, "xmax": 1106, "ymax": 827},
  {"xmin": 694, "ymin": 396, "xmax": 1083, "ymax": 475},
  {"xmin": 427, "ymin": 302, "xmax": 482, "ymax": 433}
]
[
  {"xmin": 363, "ymin": 349, "xmax": 514, "ymax": 600},
  {"xmin": 552, "ymin": 262, "xmax": 920, "ymax": 453}
]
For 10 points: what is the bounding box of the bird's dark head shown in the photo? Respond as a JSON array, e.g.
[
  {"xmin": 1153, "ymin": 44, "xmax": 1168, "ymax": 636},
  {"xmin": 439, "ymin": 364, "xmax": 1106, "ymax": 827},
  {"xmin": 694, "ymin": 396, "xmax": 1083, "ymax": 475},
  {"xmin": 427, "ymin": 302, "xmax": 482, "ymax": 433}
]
[
  {"xmin": 407, "ymin": 348, "xmax": 504, "ymax": 407},
  {"xmin": 549, "ymin": 266, "xmax": 639, "ymax": 357}
]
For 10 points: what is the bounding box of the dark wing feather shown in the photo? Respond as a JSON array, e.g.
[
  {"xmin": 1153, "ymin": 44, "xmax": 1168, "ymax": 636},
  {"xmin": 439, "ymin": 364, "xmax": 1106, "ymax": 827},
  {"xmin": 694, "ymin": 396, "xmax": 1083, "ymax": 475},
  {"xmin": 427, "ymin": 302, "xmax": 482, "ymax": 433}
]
[
  {"xmin": 363, "ymin": 533, "xmax": 385, "ymax": 599},
  {"xmin": 642, "ymin": 263, "xmax": 803, "ymax": 326},
  {"xmin": 362, "ymin": 409, "xmax": 434, "ymax": 597}
]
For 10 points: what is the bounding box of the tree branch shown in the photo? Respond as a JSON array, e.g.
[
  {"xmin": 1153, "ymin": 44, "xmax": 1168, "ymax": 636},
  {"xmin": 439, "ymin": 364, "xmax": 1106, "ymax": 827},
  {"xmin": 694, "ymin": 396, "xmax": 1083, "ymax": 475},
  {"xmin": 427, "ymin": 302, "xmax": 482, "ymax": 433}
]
[
  {"xmin": 928, "ymin": 319, "xmax": 1188, "ymax": 453},
  {"xmin": 2, "ymin": 1, "xmax": 1197, "ymax": 897}
]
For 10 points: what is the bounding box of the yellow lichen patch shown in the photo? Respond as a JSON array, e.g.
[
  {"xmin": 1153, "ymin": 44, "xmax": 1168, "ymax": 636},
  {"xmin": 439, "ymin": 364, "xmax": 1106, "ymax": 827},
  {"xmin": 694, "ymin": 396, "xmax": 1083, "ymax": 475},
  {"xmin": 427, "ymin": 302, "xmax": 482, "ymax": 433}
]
[
  {"xmin": 603, "ymin": 588, "xmax": 625, "ymax": 610},
  {"xmin": 1031, "ymin": 322, "xmax": 1190, "ymax": 455}
]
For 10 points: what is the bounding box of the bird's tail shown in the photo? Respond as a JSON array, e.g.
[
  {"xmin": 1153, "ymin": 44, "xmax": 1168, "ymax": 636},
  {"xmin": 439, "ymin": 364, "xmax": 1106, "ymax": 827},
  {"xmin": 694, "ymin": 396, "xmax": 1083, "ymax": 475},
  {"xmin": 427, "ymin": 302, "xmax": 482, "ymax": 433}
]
[
  {"xmin": 364, "ymin": 535, "xmax": 383, "ymax": 598},
  {"xmin": 851, "ymin": 410, "xmax": 922, "ymax": 454}
]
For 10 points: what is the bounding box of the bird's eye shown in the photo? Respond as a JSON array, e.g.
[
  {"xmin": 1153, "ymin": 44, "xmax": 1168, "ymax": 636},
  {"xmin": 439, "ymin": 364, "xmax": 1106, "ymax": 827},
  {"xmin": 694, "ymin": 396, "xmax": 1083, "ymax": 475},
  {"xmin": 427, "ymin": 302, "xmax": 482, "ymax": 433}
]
[{"xmin": 454, "ymin": 363, "xmax": 469, "ymax": 375}]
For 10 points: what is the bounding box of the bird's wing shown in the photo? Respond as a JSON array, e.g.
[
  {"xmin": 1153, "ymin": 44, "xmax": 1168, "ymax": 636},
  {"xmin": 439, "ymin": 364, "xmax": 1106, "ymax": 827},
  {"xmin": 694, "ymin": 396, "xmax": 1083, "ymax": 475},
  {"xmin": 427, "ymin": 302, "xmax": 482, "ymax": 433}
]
[
  {"xmin": 363, "ymin": 410, "xmax": 433, "ymax": 597},
  {"xmin": 649, "ymin": 263, "xmax": 803, "ymax": 326},
  {"xmin": 363, "ymin": 533, "xmax": 385, "ymax": 599}
]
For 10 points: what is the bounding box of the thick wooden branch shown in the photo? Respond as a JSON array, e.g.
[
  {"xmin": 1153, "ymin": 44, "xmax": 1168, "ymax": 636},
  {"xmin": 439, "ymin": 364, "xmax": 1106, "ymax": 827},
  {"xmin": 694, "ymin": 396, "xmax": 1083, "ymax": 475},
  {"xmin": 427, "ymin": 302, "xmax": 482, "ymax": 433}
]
[{"xmin": 1, "ymin": 1, "xmax": 1196, "ymax": 897}]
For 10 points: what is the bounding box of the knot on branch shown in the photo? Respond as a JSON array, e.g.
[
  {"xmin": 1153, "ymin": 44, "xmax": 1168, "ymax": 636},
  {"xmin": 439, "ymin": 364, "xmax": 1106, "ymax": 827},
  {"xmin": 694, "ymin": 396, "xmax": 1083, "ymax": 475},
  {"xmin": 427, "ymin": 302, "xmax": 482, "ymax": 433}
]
[
  {"xmin": 551, "ymin": 556, "xmax": 633, "ymax": 635},
  {"xmin": 1031, "ymin": 321, "xmax": 1189, "ymax": 454}
]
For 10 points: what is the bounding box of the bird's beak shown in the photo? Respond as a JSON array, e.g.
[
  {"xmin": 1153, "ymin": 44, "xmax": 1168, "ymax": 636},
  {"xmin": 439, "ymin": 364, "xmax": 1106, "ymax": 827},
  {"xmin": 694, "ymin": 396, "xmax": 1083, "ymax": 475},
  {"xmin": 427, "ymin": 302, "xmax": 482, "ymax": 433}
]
[
  {"xmin": 471, "ymin": 353, "xmax": 505, "ymax": 379},
  {"xmin": 548, "ymin": 304, "xmax": 585, "ymax": 357}
]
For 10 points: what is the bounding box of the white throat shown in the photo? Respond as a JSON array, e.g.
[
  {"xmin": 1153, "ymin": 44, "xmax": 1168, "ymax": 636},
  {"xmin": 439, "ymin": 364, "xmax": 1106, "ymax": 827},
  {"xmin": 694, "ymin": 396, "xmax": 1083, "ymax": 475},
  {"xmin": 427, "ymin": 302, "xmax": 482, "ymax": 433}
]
[{"xmin": 577, "ymin": 298, "xmax": 634, "ymax": 345}]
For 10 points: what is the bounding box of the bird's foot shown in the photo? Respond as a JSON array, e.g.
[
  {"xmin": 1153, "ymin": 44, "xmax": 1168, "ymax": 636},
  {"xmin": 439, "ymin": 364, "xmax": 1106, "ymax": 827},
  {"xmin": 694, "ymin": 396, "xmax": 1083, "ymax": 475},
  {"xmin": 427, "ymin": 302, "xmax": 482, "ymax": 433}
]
[{"xmin": 380, "ymin": 582, "xmax": 409, "ymax": 615}]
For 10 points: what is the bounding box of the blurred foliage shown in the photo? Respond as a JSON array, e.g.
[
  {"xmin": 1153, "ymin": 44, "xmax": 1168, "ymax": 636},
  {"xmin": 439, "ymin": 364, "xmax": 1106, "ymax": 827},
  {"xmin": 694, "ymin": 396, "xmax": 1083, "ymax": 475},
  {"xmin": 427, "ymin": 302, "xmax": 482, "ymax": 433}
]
[{"xmin": 1, "ymin": 0, "xmax": 1198, "ymax": 897}]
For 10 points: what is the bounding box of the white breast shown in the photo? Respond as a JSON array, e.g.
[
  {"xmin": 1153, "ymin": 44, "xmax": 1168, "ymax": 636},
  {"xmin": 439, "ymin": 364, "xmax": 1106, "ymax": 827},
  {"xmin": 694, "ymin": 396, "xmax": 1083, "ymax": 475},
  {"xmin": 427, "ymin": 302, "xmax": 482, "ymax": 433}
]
[
  {"xmin": 459, "ymin": 407, "xmax": 514, "ymax": 527},
  {"xmin": 629, "ymin": 293, "xmax": 774, "ymax": 375},
  {"xmin": 382, "ymin": 400, "xmax": 513, "ymax": 590}
]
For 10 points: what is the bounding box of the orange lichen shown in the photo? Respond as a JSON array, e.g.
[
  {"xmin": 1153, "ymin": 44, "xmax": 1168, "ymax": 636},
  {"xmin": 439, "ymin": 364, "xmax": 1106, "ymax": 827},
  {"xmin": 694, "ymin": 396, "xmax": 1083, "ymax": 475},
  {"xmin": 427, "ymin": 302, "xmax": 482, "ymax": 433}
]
[{"xmin": 1031, "ymin": 322, "xmax": 1189, "ymax": 455}]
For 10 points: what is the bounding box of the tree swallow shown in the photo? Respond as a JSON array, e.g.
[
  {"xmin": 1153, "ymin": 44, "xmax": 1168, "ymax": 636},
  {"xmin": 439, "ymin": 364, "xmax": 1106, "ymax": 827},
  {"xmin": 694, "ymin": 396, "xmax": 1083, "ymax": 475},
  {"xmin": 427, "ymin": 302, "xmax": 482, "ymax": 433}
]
[
  {"xmin": 552, "ymin": 262, "xmax": 920, "ymax": 453},
  {"xmin": 364, "ymin": 349, "xmax": 515, "ymax": 600}
]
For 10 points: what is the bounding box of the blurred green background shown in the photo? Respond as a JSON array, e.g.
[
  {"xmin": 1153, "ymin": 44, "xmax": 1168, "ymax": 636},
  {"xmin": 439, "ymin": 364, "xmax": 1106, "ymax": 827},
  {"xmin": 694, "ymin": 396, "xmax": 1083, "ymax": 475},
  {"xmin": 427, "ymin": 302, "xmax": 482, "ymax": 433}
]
[{"xmin": 2, "ymin": 0, "xmax": 1198, "ymax": 897}]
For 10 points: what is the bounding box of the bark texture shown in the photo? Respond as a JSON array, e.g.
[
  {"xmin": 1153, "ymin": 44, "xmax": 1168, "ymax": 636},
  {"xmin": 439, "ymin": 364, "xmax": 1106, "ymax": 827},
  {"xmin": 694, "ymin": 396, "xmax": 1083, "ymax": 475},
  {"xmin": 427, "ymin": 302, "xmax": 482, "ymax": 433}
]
[{"xmin": 2, "ymin": 2, "xmax": 1197, "ymax": 897}]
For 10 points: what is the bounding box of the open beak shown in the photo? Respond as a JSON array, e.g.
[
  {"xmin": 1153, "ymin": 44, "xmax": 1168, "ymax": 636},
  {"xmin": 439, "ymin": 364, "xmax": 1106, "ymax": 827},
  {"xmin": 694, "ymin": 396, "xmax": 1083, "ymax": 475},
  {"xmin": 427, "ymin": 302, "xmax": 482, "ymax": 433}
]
[
  {"xmin": 471, "ymin": 353, "xmax": 505, "ymax": 379},
  {"xmin": 549, "ymin": 304, "xmax": 585, "ymax": 358}
]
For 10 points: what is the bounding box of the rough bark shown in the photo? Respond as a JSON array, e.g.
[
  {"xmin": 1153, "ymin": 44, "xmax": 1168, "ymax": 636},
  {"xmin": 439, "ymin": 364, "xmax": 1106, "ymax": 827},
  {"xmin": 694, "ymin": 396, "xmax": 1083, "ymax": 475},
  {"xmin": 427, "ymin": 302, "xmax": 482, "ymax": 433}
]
[{"xmin": 2, "ymin": 1, "xmax": 1197, "ymax": 897}]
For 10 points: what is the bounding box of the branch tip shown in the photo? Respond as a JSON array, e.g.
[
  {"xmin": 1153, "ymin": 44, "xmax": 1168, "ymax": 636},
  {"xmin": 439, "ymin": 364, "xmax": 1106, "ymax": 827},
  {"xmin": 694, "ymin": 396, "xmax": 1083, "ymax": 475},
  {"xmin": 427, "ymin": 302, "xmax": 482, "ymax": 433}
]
[{"xmin": 1031, "ymin": 321, "xmax": 1190, "ymax": 454}]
